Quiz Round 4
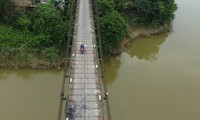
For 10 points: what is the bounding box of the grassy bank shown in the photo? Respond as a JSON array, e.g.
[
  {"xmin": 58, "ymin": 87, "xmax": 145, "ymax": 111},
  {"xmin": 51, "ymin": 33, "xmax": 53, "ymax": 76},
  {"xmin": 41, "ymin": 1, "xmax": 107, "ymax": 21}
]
[
  {"xmin": 125, "ymin": 24, "xmax": 172, "ymax": 44},
  {"xmin": 0, "ymin": 0, "xmax": 80, "ymax": 69},
  {"xmin": 0, "ymin": 1, "xmax": 67, "ymax": 69},
  {"xmin": 110, "ymin": 23, "xmax": 172, "ymax": 55},
  {"xmin": 0, "ymin": 24, "xmax": 65, "ymax": 69}
]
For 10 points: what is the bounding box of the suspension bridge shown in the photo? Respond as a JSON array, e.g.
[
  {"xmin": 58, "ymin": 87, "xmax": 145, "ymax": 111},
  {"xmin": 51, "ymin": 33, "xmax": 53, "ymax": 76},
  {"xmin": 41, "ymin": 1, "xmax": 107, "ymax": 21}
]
[{"xmin": 57, "ymin": 0, "xmax": 111, "ymax": 120}]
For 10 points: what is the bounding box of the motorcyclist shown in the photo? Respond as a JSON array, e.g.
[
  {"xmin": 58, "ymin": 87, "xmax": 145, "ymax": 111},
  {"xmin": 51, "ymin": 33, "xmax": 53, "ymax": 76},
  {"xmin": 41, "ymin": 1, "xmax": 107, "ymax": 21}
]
[
  {"xmin": 80, "ymin": 44, "xmax": 84, "ymax": 49},
  {"xmin": 80, "ymin": 43, "xmax": 84, "ymax": 53}
]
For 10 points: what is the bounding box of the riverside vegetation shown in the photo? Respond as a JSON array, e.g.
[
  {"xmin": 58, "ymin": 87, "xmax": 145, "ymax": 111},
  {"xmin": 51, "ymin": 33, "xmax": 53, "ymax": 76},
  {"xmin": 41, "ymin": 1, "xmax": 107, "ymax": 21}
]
[
  {"xmin": 98, "ymin": 0, "xmax": 177, "ymax": 54},
  {"xmin": 0, "ymin": 0, "xmax": 67, "ymax": 68},
  {"xmin": 0, "ymin": 0, "xmax": 177, "ymax": 68}
]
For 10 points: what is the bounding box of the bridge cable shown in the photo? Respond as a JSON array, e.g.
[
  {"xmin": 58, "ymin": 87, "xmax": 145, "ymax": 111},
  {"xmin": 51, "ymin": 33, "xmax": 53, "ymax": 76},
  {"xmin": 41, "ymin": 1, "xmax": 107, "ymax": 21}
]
[
  {"xmin": 93, "ymin": 0, "xmax": 112, "ymax": 119},
  {"xmin": 57, "ymin": 0, "xmax": 75, "ymax": 119}
]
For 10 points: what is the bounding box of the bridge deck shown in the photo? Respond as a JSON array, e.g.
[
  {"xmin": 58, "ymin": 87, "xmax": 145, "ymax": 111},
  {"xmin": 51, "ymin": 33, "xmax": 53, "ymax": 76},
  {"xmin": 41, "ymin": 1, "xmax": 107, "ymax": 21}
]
[{"xmin": 67, "ymin": 0, "xmax": 103, "ymax": 119}]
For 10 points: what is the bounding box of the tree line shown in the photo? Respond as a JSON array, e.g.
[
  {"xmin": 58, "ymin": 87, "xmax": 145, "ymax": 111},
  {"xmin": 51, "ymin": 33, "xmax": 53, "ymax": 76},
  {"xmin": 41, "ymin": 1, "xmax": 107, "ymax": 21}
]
[
  {"xmin": 98, "ymin": 0, "xmax": 177, "ymax": 55},
  {"xmin": 0, "ymin": 0, "xmax": 177, "ymax": 68},
  {"xmin": 0, "ymin": 0, "xmax": 67, "ymax": 68}
]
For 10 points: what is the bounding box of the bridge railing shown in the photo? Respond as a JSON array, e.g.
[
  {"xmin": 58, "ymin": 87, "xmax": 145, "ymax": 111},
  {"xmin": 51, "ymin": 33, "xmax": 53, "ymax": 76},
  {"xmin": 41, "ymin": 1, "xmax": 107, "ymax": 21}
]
[
  {"xmin": 58, "ymin": 0, "xmax": 111, "ymax": 119},
  {"xmin": 90, "ymin": 0, "xmax": 112, "ymax": 119},
  {"xmin": 64, "ymin": 0, "xmax": 78, "ymax": 118},
  {"xmin": 57, "ymin": 0, "xmax": 77, "ymax": 119}
]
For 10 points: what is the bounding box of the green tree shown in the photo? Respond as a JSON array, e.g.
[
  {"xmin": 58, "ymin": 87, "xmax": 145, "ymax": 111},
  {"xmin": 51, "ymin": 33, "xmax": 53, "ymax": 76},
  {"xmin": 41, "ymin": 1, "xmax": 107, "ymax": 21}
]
[
  {"xmin": 31, "ymin": 3, "xmax": 67, "ymax": 49},
  {"xmin": 132, "ymin": 0, "xmax": 177, "ymax": 26},
  {"xmin": 100, "ymin": 11, "xmax": 128, "ymax": 54},
  {"xmin": 113, "ymin": 0, "xmax": 133, "ymax": 13},
  {"xmin": 17, "ymin": 15, "xmax": 31, "ymax": 31},
  {"xmin": 0, "ymin": 0, "xmax": 20, "ymax": 24},
  {"xmin": 98, "ymin": 0, "xmax": 115, "ymax": 17}
]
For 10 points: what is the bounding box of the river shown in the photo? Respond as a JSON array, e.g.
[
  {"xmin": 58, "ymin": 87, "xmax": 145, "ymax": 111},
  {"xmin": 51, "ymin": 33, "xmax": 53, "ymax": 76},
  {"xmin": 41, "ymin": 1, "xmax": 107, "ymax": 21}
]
[
  {"xmin": 0, "ymin": 0, "xmax": 200, "ymax": 120},
  {"xmin": 0, "ymin": 69, "xmax": 63, "ymax": 120},
  {"xmin": 106, "ymin": 0, "xmax": 200, "ymax": 120}
]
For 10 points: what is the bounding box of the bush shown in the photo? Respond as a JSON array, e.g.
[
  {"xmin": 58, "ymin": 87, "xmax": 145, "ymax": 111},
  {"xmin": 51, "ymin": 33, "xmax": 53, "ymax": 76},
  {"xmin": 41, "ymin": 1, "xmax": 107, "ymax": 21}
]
[
  {"xmin": 132, "ymin": 0, "xmax": 177, "ymax": 26},
  {"xmin": 0, "ymin": 25, "xmax": 61, "ymax": 64},
  {"xmin": 113, "ymin": 0, "xmax": 133, "ymax": 13},
  {"xmin": 0, "ymin": 0, "xmax": 21, "ymax": 25},
  {"xmin": 17, "ymin": 15, "xmax": 31, "ymax": 31},
  {"xmin": 41, "ymin": 47, "xmax": 60, "ymax": 62},
  {"xmin": 0, "ymin": 1, "xmax": 69, "ymax": 67},
  {"xmin": 98, "ymin": 0, "xmax": 115, "ymax": 17},
  {"xmin": 100, "ymin": 11, "xmax": 127, "ymax": 54},
  {"xmin": 0, "ymin": 25, "xmax": 27, "ymax": 48},
  {"xmin": 31, "ymin": 4, "xmax": 67, "ymax": 48}
]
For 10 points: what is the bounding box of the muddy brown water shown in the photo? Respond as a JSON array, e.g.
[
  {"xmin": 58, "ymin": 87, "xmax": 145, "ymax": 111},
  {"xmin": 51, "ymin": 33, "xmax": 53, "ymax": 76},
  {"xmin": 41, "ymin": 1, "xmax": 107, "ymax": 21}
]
[
  {"xmin": 0, "ymin": 70, "xmax": 63, "ymax": 120},
  {"xmin": 0, "ymin": 0, "xmax": 200, "ymax": 120},
  {"xmin": 105, "ymin": 0, "xmax": 200, "ymax": 120}
]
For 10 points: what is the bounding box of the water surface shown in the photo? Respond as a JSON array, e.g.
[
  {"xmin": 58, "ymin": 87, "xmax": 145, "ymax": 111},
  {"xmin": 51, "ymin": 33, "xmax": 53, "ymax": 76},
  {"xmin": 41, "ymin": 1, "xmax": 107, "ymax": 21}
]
[
  {"xmin": 106, "ymin": 0, "xmax": 200, "ymax": 119},
  {"xmin": 0, "ymin": 69, "xmax": 62, "ymax": 120}
]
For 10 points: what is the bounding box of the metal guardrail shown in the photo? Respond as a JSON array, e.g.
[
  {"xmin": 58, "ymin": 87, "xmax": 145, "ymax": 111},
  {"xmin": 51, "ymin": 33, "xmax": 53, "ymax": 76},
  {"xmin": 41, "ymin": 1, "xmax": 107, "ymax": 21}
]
[
  {"xmin": 57, "ymin": 0, "xmax": 76, "ymax": 119},
  {"xmin": 65, "ymin": 0, "xmax": 78, "ymax": 119},
  {"xmin": 91, "ymin": 0, "xmax": 112, "ymax": 119}
]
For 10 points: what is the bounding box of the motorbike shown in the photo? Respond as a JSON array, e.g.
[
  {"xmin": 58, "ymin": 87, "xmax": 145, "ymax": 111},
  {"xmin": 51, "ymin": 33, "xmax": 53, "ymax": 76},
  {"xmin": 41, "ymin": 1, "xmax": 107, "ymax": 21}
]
[{"xmin": 80, "ymin": 44, "xmax": 84, "ymax": 54}]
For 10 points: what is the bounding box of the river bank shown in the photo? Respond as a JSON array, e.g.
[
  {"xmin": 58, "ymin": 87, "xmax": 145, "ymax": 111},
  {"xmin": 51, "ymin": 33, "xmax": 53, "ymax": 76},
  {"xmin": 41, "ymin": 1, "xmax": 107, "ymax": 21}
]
[
  {"xmin": 0, "ymin": 25, "xmax": 171, "ymax": 69},
  {"xmin": 0, "ymin": 57, "xmax": 64, "ymax": 69},
  {"xmin": 112, "ymin": 24, "xmax": 172, "ymax": 54},
  {"xmin": 126, "ymin": 24, "xmax": 171, "ymax": 44}
]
